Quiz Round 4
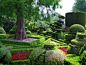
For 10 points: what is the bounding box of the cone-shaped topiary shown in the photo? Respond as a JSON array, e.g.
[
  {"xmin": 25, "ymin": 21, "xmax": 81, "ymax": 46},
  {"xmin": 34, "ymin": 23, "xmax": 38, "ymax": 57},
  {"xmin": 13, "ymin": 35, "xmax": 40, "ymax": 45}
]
[
  {"xmin": 69, "ymin": 24, "xmax": 85, "ymax": 34},
  {"xmin": 0, "ymin": 26, "xmax": 6, "ymax": 34}
]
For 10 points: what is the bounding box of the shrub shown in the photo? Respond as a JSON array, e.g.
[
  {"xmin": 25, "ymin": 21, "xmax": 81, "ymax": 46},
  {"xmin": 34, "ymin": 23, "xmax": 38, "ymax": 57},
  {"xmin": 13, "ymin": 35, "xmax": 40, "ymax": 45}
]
[
  {"xmin": 3, "ymin": 20, "xmax": 14, "ymax": 33},
  {"xmin": 79, "ymin": 45, "xmax": 86, "ymax": 55},
  {"xmin": 80, "ymin": 50, "xmax": 86, "ymax": 65},
  {"xmin": 26, "ymin": 30, "xmax": 31, "ymax": 34},
  {"xmin": 29, "ymin": 48, "xmax": 65, "ymax": 65},
  {"xmin": 0, "ymin": 45, "xmax": 7, "ymax": 59},
  {"xmin": 64, "ymin": 56, "xmax": 80, "ymax": 65},
  {"xmin": 65, "ymin": 34, "xmax": 75, "ymax": 41},
  {"xmin": 66, "ymin": 44, "xmax": 80, "ymax": 55},
  {"xmin": 69, "ymin": 24, "xmax": 85, "ymax": 34},
  {"xmin": 2, "ymin": 51, "xmax": 12, "ymax": 64},
  {"xmin": 0, "ymin": 26, "xmax": 6, "ymax": 34},
  {"xmin": 65, "ymin": 12, "xmax": 86, "ymax": 27}
]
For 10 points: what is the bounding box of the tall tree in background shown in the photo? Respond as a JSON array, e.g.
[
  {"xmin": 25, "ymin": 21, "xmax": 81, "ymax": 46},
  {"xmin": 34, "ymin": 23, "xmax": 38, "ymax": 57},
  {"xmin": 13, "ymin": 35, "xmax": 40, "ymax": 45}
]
[
  {"xmin": 72, "ymin": 0, "xmax": 86, "ymax": 12},
  {"xmin": 0, "ymin": 0, "xmax": 61, "ymax": 40}
]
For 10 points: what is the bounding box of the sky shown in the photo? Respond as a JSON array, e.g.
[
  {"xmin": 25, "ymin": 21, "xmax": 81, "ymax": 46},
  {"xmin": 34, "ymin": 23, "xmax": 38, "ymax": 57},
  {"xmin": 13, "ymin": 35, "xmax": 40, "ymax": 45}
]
[{"xmin": 55, "ymin": 0, "xmax": 75, "ymax": 16}]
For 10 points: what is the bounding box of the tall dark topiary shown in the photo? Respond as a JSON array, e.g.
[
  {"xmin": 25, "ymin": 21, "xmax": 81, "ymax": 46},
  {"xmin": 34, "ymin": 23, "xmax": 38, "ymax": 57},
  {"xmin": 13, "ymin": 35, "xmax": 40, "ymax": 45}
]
[{"xmin": 65, "ymin": 12, "xmax": 86, "ymax": 27}]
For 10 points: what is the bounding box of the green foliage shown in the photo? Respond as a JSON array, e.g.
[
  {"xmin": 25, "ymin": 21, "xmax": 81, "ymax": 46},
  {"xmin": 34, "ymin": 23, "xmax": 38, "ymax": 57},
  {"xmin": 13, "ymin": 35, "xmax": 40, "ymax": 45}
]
[
  {"xmin": 0, "ymin": 27, "xmax": 6, "ymax": 34},
  {"xmin": 2, "ymin": 51, "xmax": 11, "ymax": 64},
  {"xmin": 11, "ymin": 59, "xmax": 30, "ymax": 65},
  {"xmin": 9, "ymin": 25, "xmax": 16, "ymax": 34},
  {"xmin": 0, "ymin": 0, "xmax": 61, "ymax": 22},
  {"xmin": 26, "ymin": 31, "xmax": 31, "ymax": 34},
  {"xmin": 71, "ymin": 39, "xmax": 86, "ymax": 47},
  {"xmin": 69, "ymin": 24, "xmax": 85, "ymax": 34},
  {"xmin": 27, "ymin": 22, "xmax": 35, "ymax": 31},
  {"xmin": 65, "ymin": 34, "xmax": 75, "ymax": 41},
  {"xmin": 44, "ymin": 43, "xmax": 56, "ymax": 50},
  {"xmin": 73, "ymin": 0, "xmax": 86, "ymax": 12},
  {"xmin": 65, "ymin": 12, "xmax": 86, "ymax": 27},
  {"xmin": 66, "ymin": 44, "xmax": 80, "ymax": 55},
  {"xmin": 0, "ymin": 45, "xmax": 7, "ymax": 59},
  {"xmin": 79, "ymin": 45, "xmax": 86, "ymax": 55},
  {"xmin": 64, "ymin": 56, "xmax": 80, "ymax": 65},
  {"xmin": 45, "ymin": 50, "xmax": 65, "ymax": 65},
  {"xmin": 80, "ymin": 50, "xmax": 86, "ymax": 65}
]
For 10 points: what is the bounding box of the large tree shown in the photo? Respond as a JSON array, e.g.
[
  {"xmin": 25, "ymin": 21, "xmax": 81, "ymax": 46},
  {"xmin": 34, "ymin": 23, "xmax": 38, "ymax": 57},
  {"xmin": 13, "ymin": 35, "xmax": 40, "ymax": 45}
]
[
  {"xmin": 72, "ymin": 0, "xmax": 86, "ymax": 12},
  {"xmin": 0, "ymin": 0, "xmax": 61, "ymax": 40}
]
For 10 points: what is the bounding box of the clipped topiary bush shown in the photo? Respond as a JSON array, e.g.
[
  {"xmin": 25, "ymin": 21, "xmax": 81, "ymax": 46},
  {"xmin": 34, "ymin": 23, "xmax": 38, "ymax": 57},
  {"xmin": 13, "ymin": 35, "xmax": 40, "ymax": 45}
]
[
  {"xmin": 65, "ymin": 12, "xmax": 86, "ymax": 27},
  {"xmin": 65, "ymin": 34, "xmax": 75, "ymax": 41},
  {"xmin": 69, "ymin": 24, "xmax": 85, "ymax": 34},
  {"xmin": 0, "ymin": 45, "xmax": 7, "ymax": 59},
  {"xmin": 0, "ymin": 44, "xmax": 11, "ymax": 64},
  {"xmin": 80, "ymin": 50, "xmax": 86, "ymax": 65},
  {"xmin": 2, "ymin": 51, "xmax": 12, "ymax": 64},
  {"xmin": 0, "ymin": 26, "xmax": 6, "ymax": 34},
  {"xmin": 29, "ymin": 44, "xmax": 65, "ymax": 65}
]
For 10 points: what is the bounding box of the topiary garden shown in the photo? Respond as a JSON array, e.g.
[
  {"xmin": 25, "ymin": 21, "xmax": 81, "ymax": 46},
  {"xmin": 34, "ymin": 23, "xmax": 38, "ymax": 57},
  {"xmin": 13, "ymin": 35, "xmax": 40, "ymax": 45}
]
[{"xmin": 0, "ymin": 7, "xmax": 86, "ymax": 65}]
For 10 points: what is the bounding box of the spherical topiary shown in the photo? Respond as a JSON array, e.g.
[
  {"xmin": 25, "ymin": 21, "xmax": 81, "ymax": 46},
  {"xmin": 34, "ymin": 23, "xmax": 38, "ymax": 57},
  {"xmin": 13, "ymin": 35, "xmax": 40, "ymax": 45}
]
[
  {"xmin": 29, "ymin": 45, "xmax": 65, "ymax": 65},
  {"xmin": 69, "ymin": 24, "xmax": 85, "ymax": 34},
  {"xmin": 0, "ymin": 45, "xmax": 7, "ymax": 59},
  {"xmin": 2, "ymin": 51, "xmax": 12, "ymax": 64},
  {"xmin": 0, "ymin": 26, "xmax": 6, "ymax": 34},
  {"xmin": 0, "ymin": 44, "xmax": 11, "ymax": 64}
]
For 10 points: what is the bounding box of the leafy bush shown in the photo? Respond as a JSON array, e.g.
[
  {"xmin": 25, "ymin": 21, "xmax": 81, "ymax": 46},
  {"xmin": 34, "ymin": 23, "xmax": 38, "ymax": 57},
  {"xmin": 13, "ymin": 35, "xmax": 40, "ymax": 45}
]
[
  {"xmin": 79, "ymin": 45, "xmax": 86, "ymax": 55},
  {"xmin": 2, "ymin": 51, "xmax": 11, "ymax": 64},
  {"xmin": 65, "ymin": 34, "xmax": 75, "ymax": 41},
  {"xmin": 0, "ymin": 45, "xmax": 11, "ymax": 64},
  {"xmin": 0, "ymin": 26, "xmax": 6, "ymax": 34},
  {"xmin": 26, "ymin": 30, "xmax": 31, "ymax": 34},
  {"xmin": 0, "ymin": 45, "xmax": 7, "ymax": 59},
  {"xmin": 69, "ymin": 24, "xmax": 85, "ymax": 34},
  {"xmin": 64, "ymin": 56, "xmax": 80, "ymax": 65},
  {"xmin": 65, "ymin": 12, "xmax": 86, "ymax": 27},
  {"xmin": 80, "ymin": 50, "xmax": 86, "ymax": 65},
  {"xmin": 3, "ymin": 20, "xmax": 14, "ymax": 33}
]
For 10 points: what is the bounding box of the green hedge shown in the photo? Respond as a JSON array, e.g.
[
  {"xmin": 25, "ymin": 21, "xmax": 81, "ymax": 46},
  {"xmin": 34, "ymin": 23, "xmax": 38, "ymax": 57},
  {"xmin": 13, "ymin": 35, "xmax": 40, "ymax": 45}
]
[
  {"xmin": 11, "ymin": 59, "xmax": 30, "ymax": 65},
  {"xmin": 71, "ymin": 39, "xmax": 86, "ymax": 47},
  {"xmin": 65, "ymin": 34, "xmax": 75, "ymax": 41},
  {"xmin": 0, "ymin": 26, "xmax": 6, "ymax": 34},
  {"xmin": 64, "ymin": 56, "xmax": 80, "ymax": 65},
  {"xmin": 65, "ymin": 12, "xmax": 86, "ymax": 27},
  {"xmin": 0, "ymin": 37, "xmax": 45, "ymax": 47}
]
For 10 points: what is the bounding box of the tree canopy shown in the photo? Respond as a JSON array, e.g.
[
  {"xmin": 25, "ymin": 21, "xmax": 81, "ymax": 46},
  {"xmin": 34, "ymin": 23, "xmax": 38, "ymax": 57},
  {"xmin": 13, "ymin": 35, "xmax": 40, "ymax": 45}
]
[
  {"xmin": 72, "ymin": 0, "xmax": 86, "ymax": 12},
  {"xmin": 0, "ymin": 0, "xmax": 62, "ymax": 22}
]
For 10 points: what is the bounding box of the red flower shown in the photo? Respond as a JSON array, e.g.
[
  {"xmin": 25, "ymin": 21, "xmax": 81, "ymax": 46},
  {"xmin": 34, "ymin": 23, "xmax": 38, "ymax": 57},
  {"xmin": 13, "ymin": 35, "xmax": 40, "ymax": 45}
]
[
  {"xmin": 11, "ymin": 52, "xmax": 31, "ymax": 60},
  {"xmin": 59, "ymin": 48, "xmax": 69, "ymax": 55}
]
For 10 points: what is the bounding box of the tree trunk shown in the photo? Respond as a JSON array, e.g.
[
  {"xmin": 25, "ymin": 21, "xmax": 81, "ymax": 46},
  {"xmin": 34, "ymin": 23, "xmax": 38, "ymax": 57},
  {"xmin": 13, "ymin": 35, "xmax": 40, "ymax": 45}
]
[{"xmin": 14, "ymin": 7, "xmax": 27, "ymax": 40}]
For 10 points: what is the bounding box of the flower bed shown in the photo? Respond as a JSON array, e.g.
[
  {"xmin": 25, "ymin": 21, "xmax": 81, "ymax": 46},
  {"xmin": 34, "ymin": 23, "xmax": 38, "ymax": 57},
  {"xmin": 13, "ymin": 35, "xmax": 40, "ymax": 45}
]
[
  {"xmin": 59, "ymin": 47, "xmax": 69, "ymax": 54},
  {"xmin": 11, "ymin": 52, "xmax": 31, "ymax": 60}
]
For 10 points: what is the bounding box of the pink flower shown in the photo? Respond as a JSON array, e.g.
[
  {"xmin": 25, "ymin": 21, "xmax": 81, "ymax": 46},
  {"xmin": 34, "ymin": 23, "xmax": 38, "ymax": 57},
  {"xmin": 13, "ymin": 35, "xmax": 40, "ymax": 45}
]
[{"xmin": 59, "ymin": 47, "xmax": 69, "ymax": 55}]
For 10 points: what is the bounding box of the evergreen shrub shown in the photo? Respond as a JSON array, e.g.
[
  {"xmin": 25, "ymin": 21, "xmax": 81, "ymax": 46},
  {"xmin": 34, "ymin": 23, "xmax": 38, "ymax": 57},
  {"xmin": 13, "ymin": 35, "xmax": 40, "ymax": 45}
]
[
  {"xmin": 65, "ymin": 34, "xmax": 75, "ymax": 41},
  {"xmin": 80, "ymin": 50, "xmax": 86, "ymax": 65},
  {"xmin": 69, "ymin": 24, "xmax": 85, "ymax": 34},
  {"xmin": 65, "ymin": 12, "xmax": 86, "ymax": 27},
  {"xmin": 0, "ymin": 27, "xmax": 6, "ymax": 34}
]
